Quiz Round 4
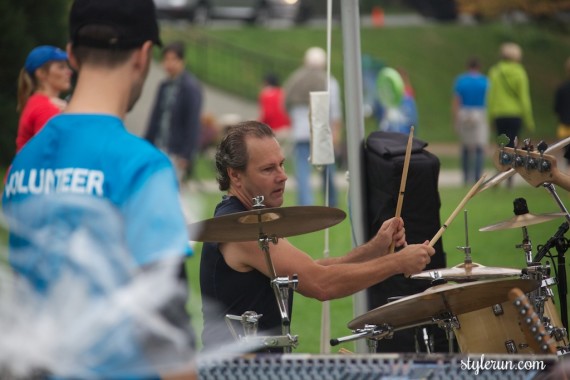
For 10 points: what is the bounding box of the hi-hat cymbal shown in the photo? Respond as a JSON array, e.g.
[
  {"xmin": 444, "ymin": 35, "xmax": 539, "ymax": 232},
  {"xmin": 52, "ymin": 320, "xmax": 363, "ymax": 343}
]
[
  {"xmin": 188, "ymin": 206, "xmax": 346, "ymax": 242},
  {"xmin": 348, "ymin": 278, "xmax": 539, "ymax": 330},
  {"xmin": 479, "ymin": 212, "xmax": 566, "ymax": 232},
  {"xmin": 411, "ymin": 262, "xmax": 521, "ymax": 281}
]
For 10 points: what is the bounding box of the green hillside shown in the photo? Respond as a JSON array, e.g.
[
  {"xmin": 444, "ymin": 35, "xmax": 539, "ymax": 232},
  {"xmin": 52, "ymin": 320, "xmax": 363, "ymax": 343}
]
[{"xmin": 163, "ymin": 22, "xmax": 570, "ymax": 142}]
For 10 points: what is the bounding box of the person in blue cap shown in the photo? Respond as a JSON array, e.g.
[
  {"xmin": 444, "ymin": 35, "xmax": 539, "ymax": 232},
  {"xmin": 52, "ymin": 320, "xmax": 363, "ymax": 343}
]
[
  {"xmin": 3, "ymin": 0, "xmax": 195, "ymax": 378},
  {"xmin": 16, "ymin": 45, "xmax": 72, "ymax": 151}
]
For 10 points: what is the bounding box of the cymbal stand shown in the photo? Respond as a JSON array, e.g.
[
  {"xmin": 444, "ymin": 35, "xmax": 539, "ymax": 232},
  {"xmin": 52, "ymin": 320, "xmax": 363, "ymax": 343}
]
[
  {"xmin": 253, "ymin": 196, "xmax": 299, "ymax": 352},
  {"xmin": 518, "ymin": 226, "xmax": 535, "ymax": 266},
  {"xmin": 330, "ymin": 324, "xmax": 394, "ymax": 353},
  {"xmin": 456, "ymin": 210, "xmax": 472, "ymax": 269}
]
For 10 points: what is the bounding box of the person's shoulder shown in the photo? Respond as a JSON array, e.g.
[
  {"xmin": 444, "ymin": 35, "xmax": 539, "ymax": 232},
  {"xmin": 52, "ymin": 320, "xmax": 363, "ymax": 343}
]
[
  {"xmin": 24, "ymin": 93, "xmax": 58, "ymax": 112},
  {"xmin": 69, "ymin": 114, "xmax": 170, "ymax": 167},
  {"xmin": 214, "ymin": 196, "xmax": 247, "ymax": 217}
]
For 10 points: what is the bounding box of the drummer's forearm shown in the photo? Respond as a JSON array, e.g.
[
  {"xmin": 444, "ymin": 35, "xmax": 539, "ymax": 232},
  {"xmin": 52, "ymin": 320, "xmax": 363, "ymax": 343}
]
[
  {"xmin": 297, "ymin": 256, "xmax": 403, "ymax": 301},
  {"xmin": 316, "ymin": 241, "xmax": 385, "ymax": 266}
]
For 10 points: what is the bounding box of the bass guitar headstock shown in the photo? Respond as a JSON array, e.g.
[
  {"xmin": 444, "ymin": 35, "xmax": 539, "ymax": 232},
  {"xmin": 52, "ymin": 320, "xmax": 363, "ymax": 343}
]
[
  {"xmin": 509, "ymin": 287, "xmax": 557, "ymax": 355},
  {"xmin": 493, "ymin": 136, "xmax": 570, "ymax": 191}
]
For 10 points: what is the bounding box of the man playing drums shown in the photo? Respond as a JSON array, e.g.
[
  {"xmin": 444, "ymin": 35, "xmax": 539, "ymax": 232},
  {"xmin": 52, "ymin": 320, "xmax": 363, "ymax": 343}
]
[{"xmin": 199, "ymin": 121, "xmax": 434, "ymax": 352}]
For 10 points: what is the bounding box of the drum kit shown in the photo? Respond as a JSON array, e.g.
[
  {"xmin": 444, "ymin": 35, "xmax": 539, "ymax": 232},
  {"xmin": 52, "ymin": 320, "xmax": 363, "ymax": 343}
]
[
  {"xmin": 189, "ymin": 136, "xmax": 570, "ymax": 357},
  {"xmin": 334, "ymin": 201, "xmax": 569, "ymax": 356}
]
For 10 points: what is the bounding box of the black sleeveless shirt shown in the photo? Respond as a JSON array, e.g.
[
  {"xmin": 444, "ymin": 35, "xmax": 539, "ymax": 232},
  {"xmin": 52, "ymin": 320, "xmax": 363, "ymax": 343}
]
[{"xmin": 200, "ymin": 196, "xmax": 293, "ymax": 352}]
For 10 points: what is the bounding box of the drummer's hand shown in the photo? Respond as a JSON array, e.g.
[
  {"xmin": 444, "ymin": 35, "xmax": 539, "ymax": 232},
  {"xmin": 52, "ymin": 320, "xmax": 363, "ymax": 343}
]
[
  {"xmin": 375, "ymin": 217, "xmax": 406, "ymax": 255},
  {"xmin": 397, "ymin": 242, "xmax": 435, "ymax": 277}
]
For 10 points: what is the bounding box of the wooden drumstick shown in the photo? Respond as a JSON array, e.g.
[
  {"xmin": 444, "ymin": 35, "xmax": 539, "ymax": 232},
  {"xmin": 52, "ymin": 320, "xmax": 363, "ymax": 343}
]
[
  {"xmin": 390, "ymin": 126, "xmax": 414, "ymax": 254},
  {"xmin": 429, "ymin": 174, "xmax": 486, "ymax": 247}
]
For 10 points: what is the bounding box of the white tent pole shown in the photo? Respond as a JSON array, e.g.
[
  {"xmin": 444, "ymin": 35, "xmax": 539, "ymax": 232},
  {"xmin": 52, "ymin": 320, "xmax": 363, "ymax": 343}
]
[{"xmin": 340, "ymin": 0, "xmax": 368, "ymax": 353}]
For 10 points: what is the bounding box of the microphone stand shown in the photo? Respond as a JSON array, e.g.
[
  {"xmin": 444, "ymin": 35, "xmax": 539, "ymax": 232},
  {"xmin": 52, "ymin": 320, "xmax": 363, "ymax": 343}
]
[
  {"xmin": 540, "ymin": 183, "xmax": 570, "ymax": 332},
  {"xmin": 555, "ymin": 238, "xmax": 568, "ymax": 333}
]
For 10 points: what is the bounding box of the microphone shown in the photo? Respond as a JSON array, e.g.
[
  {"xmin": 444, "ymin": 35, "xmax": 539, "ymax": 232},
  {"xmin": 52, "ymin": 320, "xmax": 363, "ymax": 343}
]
[{"xmin": 534, "ymin": 222, "xmax": 569, "ymax": 262}]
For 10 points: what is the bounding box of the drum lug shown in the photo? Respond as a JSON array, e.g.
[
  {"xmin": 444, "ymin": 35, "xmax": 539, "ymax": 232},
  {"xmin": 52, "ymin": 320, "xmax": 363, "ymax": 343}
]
[
  {"xmin": 552, "ymin": 327, "xmax": 567, "ymax": 342},
  {"xmin": 492, "ymin": 304, "xmax": 504, "ymax": 316},
  {"xmin": 505, "ymin": 340, "xmax": 518, "ymax": 353}
]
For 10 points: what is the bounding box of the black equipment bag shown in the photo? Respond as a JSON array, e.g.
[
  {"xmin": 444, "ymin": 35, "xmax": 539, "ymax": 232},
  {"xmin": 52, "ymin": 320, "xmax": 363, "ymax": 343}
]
[{"xmin": 363, "ymin": 131, "xmax": 448, "ymax": 352}]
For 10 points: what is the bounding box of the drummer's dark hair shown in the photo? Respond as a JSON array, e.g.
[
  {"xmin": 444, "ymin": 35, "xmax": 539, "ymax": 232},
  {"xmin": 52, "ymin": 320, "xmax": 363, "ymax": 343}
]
[{"xmin": 216, "ymin": 121, "xmax": 275, "ymax": 191}]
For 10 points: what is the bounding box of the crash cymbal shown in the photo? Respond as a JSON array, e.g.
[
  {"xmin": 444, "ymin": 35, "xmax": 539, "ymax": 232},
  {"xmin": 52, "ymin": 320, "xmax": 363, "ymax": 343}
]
[
  {"xmin": 348, "ymin": 278, "xmax": 540, "ymax": 330},
  {"xmin": 479, "ymin": 212, "xmax": 565, "ymax": 232},
  {"xmin": 411, "ymin": 262, "xmax": 521, "ymax": 282},
  {"xmin": 188, "ymin": 206, "xmax": 346, "ymax": 242}
]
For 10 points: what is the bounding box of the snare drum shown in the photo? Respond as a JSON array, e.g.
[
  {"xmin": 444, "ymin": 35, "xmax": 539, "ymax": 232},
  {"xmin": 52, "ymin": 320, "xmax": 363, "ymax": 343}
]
[{"xmin": 454, "ymin": 296, "xmax": 568, "ymax": 354}]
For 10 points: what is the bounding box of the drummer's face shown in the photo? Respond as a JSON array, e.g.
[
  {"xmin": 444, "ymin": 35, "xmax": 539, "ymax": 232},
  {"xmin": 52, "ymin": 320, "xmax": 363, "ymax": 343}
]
[{"xmin": 240, "ymin": 136, "xmax": 287, "ymax": 208}]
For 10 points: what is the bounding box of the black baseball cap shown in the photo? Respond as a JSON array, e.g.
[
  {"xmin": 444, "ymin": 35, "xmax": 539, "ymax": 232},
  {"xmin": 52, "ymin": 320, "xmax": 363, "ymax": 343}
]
[{"xmin": 69, "ymin": 0, "xmax": 162, "ymax": 49}]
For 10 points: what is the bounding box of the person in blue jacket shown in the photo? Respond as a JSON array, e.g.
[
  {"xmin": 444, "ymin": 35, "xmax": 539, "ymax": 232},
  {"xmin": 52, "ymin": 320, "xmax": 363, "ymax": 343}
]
[{"xmin": 2, "ymin": 0, "xmax": 194, "ymax": 378}]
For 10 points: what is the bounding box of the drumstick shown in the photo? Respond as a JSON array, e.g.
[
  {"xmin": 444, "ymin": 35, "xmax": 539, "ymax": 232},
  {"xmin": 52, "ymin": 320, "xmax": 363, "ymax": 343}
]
[
  {"xmin": 429, "ymin": 174, "xmax": 486, "ymax": 247},
  {"xmin": 389, "ymin": 126, "xmax": 414, "ymax": 254}
]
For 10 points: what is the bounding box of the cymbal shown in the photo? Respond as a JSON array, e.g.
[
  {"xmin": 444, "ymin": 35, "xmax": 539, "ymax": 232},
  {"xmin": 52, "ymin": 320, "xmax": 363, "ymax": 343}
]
[
  {"xmin": 479, "ymin": 212, "xmax": 566, "ymax": 231},
  {"xmin": 411, "ymin": 262, "xmax": 521, "ymax": 281},
  {"xmin": 348, "ymin": 278, "xmax": 540, "ymax": 330},
  {"xmin": 188, "ymin": 206, "xmax": 346, "ymax": 242}
]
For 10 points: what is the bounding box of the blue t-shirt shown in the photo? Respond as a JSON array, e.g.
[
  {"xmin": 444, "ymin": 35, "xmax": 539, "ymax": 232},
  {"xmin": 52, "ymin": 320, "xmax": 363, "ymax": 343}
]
[
  {"xmin": 454, "ymin": 72, "xmax": 489, "ymax": 108},
  {"xmin": 2, "ymin": 113, "xmax": 192, "ymax": 378}
]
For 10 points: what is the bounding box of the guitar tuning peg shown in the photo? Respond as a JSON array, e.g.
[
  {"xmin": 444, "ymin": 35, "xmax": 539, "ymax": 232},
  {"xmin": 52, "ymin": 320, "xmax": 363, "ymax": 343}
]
[
  {"xmin": 537, "ymin": 141, "xmax": 548, "ymax": 155},
  {"xmin": 523, "ymin": 138, "xmax": 533, "ymax": 152},
  {"xmin": 537, "ymin": 141, "xmax": 552, "ymax": 172},
  {"xmin": 497, "ymin": 134, "xmax": 510, "ymax": 147}
]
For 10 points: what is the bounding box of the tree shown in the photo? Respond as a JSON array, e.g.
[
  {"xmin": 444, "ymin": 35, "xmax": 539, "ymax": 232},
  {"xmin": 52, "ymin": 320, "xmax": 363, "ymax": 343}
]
[{"xmin": 0, "ymin": 0, "xmax": 69, "ymax": 166}]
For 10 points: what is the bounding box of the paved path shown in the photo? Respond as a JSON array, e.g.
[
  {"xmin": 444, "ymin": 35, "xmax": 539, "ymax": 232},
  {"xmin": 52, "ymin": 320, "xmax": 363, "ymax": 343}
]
[{"xmin": 125, "ymin": 62, "xmax": 524, "ymax": 191}]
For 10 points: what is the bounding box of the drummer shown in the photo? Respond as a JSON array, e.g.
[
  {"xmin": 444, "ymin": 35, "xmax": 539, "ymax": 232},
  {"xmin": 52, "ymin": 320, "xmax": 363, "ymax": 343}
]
[{"xmin": 199, "ymin": 121, "xmax": 435, "ymax": 352}]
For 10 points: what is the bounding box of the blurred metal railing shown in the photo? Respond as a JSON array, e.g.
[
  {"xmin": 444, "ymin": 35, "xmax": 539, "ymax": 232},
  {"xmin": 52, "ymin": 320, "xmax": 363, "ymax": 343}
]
[{"xmin": 167, "ymin": 29, "xmax": 301, "ymax": 101}]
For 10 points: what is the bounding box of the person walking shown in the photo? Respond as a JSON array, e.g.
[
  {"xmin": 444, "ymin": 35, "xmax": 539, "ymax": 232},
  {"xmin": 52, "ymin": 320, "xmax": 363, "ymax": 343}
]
[
  {"xmin": 16, "ymin": 45, "xmax": 72, "ymax": 152},
  {"xmin": 258, "ymin": 72, "xmax": 291, "ymax": 154},
  {"xmin": 283, "ymin": 47, "xmax": 341, "ymax": 207},
  {"xmin": 452, "ymin": 57, "xmax": 489, "ymax": 185},
  {"xmin": 145, "ymin": 41, "xmax": 203, "ymax": 183},
  {"xmin": 487, "ymin": 42, "xmax": 534, "ymax": 187}
]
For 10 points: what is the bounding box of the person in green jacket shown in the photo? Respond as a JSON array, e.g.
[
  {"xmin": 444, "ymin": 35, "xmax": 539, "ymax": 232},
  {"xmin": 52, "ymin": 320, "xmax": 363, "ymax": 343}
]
[{"xmin": 487, "ymin": 42, "xmax": 534, "ymax": 187}]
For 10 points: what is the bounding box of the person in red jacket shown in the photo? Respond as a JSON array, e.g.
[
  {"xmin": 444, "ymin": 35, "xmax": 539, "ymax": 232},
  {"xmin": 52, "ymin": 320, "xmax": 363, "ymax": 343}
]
[
  {"xmin": 16, "ymin": 45, "xmax": 72, "ymax": 151},
  {"xmin": 259, "ymin": 73, "xmax": 291, "ymax": 152}
]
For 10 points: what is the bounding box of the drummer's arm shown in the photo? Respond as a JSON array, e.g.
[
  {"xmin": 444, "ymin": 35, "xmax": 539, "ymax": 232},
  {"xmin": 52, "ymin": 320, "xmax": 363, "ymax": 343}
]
[{"xmin": 221, "ymin": 237, "xmax": 432, "ymax": 301}]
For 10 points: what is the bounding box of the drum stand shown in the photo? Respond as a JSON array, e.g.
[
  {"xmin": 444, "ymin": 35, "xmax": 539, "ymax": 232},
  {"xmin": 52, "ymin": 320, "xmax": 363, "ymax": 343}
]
[
  {"xmin": 542, "ymin": 182, "xmax": 569, "ymax": 335},
  {"xmin": 225, "ymin": 196, "xmax": 299, "ymax": 352},
  {"xmin": 433, "ymin": 312, "xmax": 460, "ymax": 354},
  {"xmin": 258, "ymin": 232, "xmax": 299, "ymax": 352},
  {"xmin": 330, "ymin": 324, "xmax": 394, "ymax": 353},
  {"xmin": 514, "ymin": 192, "xmax": 569, "ymax": 352},
  {"xmin": 225, "ymin": 310, "xmax": 299, "ymax": 349}
]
